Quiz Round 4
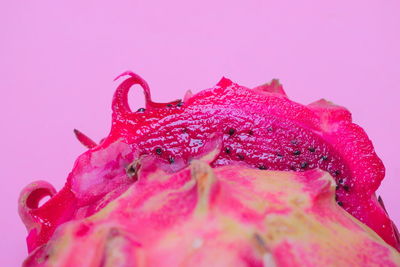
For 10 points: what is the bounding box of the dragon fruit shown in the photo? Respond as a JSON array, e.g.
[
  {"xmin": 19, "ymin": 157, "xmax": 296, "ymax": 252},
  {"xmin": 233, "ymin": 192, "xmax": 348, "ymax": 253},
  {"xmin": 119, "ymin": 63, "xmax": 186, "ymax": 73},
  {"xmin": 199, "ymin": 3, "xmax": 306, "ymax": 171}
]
[{"xmin": 19, "ymin": 72, "xmax": 400, "ymax": 266}]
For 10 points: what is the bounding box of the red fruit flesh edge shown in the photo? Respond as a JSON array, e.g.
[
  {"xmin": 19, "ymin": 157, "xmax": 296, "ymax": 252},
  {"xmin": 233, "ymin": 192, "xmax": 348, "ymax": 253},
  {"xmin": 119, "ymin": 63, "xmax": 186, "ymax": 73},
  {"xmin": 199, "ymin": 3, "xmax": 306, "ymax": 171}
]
[{"xmin": 19, "ymin": 71, "xmax": 400, "ymax": 253}]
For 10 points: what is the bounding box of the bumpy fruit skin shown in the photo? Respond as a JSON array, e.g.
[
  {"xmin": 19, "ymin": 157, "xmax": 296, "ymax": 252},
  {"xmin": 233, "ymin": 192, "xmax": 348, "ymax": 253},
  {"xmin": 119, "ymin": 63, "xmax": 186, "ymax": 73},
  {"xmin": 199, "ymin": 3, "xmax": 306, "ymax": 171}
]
[
  {"xmin": 22, "ymin": 155, "xmax": 400, "ymax": 266},
  {"xmin": 19, "ymin": 72, "xmax": 400, "ymax": 264}
]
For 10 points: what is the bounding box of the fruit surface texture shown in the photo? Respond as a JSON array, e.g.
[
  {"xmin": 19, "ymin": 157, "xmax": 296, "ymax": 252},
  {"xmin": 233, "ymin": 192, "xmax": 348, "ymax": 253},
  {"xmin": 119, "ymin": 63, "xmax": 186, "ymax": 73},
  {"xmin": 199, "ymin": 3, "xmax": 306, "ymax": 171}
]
[{"xmin": 19, "ymin": 72, "xmax": 400, "ymax": 266}]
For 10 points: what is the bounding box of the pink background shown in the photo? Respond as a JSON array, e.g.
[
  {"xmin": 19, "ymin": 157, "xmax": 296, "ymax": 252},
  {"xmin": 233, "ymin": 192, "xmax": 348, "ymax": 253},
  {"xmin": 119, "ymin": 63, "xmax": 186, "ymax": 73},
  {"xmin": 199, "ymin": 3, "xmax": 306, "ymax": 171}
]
[{"xmin": 1, "ymin": 0, "xmax": 399, "ymax": 265}]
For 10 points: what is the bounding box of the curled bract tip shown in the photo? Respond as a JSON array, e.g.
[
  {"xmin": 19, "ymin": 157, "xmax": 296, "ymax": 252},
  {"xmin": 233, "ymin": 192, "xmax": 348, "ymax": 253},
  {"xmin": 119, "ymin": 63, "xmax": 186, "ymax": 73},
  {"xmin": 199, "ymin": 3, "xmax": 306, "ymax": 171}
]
[
  {"xmin": 112, "ymin": 71, "xmax": 183, "ymax": 121},
  {"xmin": 18, "ymin": 181, "xmax": 56, "ymax": 231},
  {"xmin": 112, "ymin": 71, "xmax": 152, "ymax": 118},
  {"xmin": 253, "ymin": 79, "xmax": 287, "ymax": 96}
]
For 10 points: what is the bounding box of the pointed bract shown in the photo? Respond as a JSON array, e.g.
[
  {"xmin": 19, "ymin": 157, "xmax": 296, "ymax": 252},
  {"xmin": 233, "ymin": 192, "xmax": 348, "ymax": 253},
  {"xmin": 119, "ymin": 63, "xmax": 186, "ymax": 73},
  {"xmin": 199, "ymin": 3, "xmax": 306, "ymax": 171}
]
[{"xmin": 253, "ymin": 79, "xmax": 287, "ymax": 96}]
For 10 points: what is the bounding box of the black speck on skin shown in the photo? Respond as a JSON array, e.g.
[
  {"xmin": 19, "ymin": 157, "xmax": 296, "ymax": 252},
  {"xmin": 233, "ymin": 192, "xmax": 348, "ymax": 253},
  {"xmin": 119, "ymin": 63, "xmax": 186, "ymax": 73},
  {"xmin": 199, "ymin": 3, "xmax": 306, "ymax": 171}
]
[
  {"xmin": 322, "ymin": 156, "xmax": 328, "ymax": 161},
  {"xmin": 300, "ymin": 162, "xmax": 308, "ymax": 169},
  {"xmin": 337, "ymin": 201, "xmax": 343, "ymax": 206},
  {"xmin": 258, "ymin": 164, "xmax": 266, "ymax": 170},
  {"xmin": 267, "ymin": 126, "xmax": 273, "ymax": 132},
  {"xmin": 167, "ymin": 104, "xmax": 173, "ymax": 107},
  {"xmin": 293, "ymin": 150, "xmax": 301, "ymax": 155},
  {"xmin": 308, "ymin": 147, "xmax": 316, "ymax": 152},
  {"xmin": 343, "ymin": 185, "xmax": 350, "ymax": 192},
  {"xmin": 177, "ymin": 101, "xmax": 184, "ymax": 107},
  {"xmin": 228, "ymin": 128, "xmax": 235, "ymax": 136},
  {"xmin": 225, "ymin": 147, "xmax": 231, "ymax": 154},
  {"xmin": 334, "ymin": 170, "xmax": 341, "ymax": 176},
  {"xmin": 338, "ymin": 179, "xmax": 344, "ymax": 184},
  {"xmin": 277, "ymin": 153, "xmax": 283, "ymax": 157},
  {"xmin": 137, "ymin": 108, "xmax": 145, "ymax": 113},
  {"xmin": 169, "ymin": 157, "xmax": 175, "ymax": 164},
  {"xmin": 126, "ymin": 164, "xmax": 136, "ymax": 178},
  {"xmin": 291, "ymin": 140, "xmax": 298, "ymax": 145},
  {"xmin": 155, "ymin": 148, "xmax": 162, "ymax": 155}
]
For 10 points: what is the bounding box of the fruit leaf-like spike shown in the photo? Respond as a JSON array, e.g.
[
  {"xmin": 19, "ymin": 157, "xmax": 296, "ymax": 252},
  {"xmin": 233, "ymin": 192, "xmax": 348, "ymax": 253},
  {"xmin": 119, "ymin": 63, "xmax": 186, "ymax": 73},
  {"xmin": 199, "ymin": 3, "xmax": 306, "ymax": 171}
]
[
  {"xmin": 193, "ymin": 133, "xmax": 223, "ymax": 164},
  {"xmin": 297, "ymin": 169, "xmax": 336, "ymax": 202},
  {"xmin": 184, "ymin": 90, "xmax": 193, "ymax": 102},
  {"xmin": 378, "ymin": 196, "xmax": 400, "ymax": 243},
  {"xmin": 113, "ymin": 71, "xmax": 182, "ymax": 121},
  {"xmin": 190, "ymin": 160, "xmax": 218, "ymax": 218},
  {"xmin": 308, "ymin": 98, "xmax": 352, "ymax": 126},
  {"xmin": 73, "ymin": 129, "xmax": 97, "ymax": 149},
  {"xmin": 216, "ymin": 77, "xmax": 233, "ymax": 88},
  {"xmin": 18, "ymin": 181, "xmax": 57, "ymax": 232},
  {"xmin": 394, "ymin": 224, "xmax": 400, "ymax": 244},
  {"xmin": 253, "ymin": 79, "xmax": 287, "ymax": 96},
  {"xmin": 378, "ymin": 196, "xmax": 388, "ymax": 214},
  {"xmin": 112, "ymin": 71, "xmax": 153, "ymax": 118}
]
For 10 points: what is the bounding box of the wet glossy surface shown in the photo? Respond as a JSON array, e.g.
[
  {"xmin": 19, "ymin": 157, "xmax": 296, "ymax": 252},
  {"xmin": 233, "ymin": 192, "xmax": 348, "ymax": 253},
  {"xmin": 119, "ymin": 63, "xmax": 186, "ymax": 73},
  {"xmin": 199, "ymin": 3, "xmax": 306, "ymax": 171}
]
[{"xmin": 18, "ymin": 72, "xmax": 399, "ymax": 254}]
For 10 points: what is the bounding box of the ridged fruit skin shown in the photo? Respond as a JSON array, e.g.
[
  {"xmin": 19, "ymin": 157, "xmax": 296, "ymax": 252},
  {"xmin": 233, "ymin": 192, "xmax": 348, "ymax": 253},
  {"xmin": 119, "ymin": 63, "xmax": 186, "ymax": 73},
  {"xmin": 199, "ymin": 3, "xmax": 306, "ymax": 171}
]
[
  {"xmin": 19, "ymin": 72, "xmax": 400, "ymax": 263},
  {"xmin": 22, "ymin": 155, "xmax": 400, "ymax": 266}
]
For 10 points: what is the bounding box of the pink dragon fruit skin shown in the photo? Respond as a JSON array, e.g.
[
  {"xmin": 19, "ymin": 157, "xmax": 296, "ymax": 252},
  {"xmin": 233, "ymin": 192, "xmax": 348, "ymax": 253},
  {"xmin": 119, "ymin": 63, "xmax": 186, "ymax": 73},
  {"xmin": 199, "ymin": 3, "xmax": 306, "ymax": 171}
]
[
  {"xmin": 22, "ymin": 153, "xmax": 400, "ymax": 266},
  {"xmin": 19, "ymin": 72, "xmax": 400, "ymax": 264}
]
